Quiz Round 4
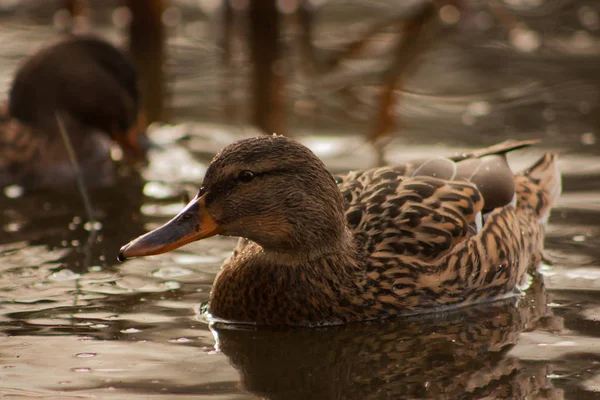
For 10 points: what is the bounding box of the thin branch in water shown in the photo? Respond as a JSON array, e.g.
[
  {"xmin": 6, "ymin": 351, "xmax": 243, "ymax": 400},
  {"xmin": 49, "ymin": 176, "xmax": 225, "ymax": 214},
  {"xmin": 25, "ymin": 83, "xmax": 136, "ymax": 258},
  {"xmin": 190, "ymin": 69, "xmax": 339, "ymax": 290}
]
[{"xmin": 55, "ymin": 111, "xmax": 96, "ymax": 223}]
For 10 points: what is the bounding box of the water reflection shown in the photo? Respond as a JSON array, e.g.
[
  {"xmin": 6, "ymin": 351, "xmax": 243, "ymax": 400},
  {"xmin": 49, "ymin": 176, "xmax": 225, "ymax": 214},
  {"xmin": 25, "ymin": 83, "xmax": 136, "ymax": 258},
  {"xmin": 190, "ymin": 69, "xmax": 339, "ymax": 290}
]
[
  {"xmin": 214, "ymin": 276, "xmax": 564, "ymax": 400},
  {"xmin": 1, "ymin": 0, "xmax": 600, "ymax": 398}
]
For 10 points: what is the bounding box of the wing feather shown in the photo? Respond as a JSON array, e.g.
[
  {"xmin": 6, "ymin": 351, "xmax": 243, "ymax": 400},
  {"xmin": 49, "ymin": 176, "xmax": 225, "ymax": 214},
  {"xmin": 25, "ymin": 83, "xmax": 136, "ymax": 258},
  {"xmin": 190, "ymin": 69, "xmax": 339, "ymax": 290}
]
[{"xmin": 338, "ymin": 167, "xmax": 484, "ymax": 262}]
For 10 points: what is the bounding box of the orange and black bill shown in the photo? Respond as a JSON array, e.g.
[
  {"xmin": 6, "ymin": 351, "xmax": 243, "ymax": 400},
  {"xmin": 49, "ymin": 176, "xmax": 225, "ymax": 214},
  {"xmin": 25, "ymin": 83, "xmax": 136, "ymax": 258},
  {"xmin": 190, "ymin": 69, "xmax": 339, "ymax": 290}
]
[{"xmin": 118, "ymin": 194, "xmax": 220, "ymax": 261}]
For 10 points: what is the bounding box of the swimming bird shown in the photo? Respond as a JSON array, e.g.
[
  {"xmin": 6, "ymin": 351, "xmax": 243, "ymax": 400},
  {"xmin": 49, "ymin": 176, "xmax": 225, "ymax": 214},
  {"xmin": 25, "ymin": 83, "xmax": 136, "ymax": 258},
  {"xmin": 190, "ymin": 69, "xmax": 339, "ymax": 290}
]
[
  {"xmin": 119, "ymin": 136, "xmax": 561, "ymax": 326},
  {"xmin": 0, "ymin": 35, "xmax": 149, "ymax": 188}
]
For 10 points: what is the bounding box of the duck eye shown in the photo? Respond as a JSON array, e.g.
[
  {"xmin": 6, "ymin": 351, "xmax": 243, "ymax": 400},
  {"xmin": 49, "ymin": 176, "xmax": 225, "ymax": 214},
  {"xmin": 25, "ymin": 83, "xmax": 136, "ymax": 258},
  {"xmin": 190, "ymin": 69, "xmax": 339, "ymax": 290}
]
[{"xmin": 238, "ymin": 170, "xmax": 255, "ymax": 183}]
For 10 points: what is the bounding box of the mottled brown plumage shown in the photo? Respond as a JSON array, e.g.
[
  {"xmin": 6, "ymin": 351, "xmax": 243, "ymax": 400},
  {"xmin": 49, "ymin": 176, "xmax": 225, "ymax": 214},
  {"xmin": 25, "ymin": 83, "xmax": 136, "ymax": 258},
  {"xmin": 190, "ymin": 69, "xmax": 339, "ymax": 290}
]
[
  {"xmin": 119, "ymin": 136, "xmax": 561, "ymax": 326},
  {"xmin": 0, "ymin": 35, "xmax": 149, "ymax": 188}
]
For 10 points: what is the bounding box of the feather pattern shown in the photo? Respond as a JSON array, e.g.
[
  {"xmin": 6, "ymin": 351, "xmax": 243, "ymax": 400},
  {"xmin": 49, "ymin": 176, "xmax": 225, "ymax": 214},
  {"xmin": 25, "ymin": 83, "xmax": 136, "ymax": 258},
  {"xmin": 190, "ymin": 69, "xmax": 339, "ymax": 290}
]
[
  {"xmin": 118, "ymin": 136, "xmax": 561, "ymax": 326},
  {"xmin": 221, "ymin": 141, "xmax": 559, "ymax": 324}
]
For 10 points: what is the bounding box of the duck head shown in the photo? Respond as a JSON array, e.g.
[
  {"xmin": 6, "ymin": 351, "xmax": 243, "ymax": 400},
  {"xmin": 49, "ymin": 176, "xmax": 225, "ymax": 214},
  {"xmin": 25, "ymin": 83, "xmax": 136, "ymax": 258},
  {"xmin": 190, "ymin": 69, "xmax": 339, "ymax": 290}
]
[
  {"xmin": 8, "ymin": 35, "xmax": 151, "ymax": 160},
  {"xmin": 119, "ymin": 136, "xmax": 348, "ymax": 261}
]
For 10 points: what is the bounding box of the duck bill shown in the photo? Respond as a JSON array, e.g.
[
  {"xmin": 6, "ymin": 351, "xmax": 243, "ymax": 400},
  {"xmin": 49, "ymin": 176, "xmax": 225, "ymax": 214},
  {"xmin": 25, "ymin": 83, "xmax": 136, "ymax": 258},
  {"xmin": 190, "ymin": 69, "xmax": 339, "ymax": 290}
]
[
  {"xmin": 118, "ymin": 195, "xmax": 220, "ymax": 261},
  {"xmin": 116, "ymin": 111, "xmax": 156, "ymax": 159}
]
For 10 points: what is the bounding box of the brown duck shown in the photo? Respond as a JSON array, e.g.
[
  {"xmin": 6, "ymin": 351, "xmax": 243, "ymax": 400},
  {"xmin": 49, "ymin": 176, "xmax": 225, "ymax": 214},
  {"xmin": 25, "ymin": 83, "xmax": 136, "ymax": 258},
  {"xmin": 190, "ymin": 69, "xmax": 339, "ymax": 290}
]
[
  {"xmin": 119, "ymin": 136, "xmax": 561, "ymax": 326},
  {"xmin": 0, "ymin": 35, "xmax": 148, "ymax": 188}
]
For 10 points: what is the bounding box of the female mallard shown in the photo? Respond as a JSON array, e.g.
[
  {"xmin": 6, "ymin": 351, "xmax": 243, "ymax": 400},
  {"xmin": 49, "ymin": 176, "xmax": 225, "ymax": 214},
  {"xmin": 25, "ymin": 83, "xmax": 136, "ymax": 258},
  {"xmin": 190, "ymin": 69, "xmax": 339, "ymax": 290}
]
[
  {"xmin": 119, "ymin": 136, "xmax": 561, "ymax": 326},
  {"xmin": 0, "ymin": 35, "xmax": 148, "ymax": 188}
]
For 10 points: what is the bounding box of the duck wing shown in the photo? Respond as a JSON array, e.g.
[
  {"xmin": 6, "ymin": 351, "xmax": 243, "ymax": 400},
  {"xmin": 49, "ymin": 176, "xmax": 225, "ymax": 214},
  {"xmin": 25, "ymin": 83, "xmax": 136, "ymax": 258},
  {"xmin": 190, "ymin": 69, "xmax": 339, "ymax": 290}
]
[
  {"xmin": 335, "ymin": 140, "xmax": 544, "ymax": 262},
  {"xmin": 336, "ymin": 142, "xmax": 560, "ymax": 315},
  {"xmin": 0, "ymin": 110, "xmax": 114, "ymax": 188},
  {"xmin": 339, "ymin": 169, "xmax": 485, "ymax": 262}
]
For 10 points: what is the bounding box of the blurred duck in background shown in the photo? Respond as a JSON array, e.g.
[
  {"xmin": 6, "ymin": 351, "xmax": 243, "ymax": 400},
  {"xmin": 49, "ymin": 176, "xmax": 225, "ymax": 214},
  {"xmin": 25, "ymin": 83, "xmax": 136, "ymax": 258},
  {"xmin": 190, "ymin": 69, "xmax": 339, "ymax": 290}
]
[{"xmin": 0, "ymin": 35, "xmax": 150, "ymax": 189}]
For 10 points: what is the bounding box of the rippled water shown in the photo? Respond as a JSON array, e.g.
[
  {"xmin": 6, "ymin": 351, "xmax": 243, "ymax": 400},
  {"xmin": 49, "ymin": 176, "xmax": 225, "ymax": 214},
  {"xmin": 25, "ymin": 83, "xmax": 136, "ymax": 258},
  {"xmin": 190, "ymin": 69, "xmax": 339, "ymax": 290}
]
[{"xmin": 2, "ymin": 1, "xmax": 600, "ymax": 399}]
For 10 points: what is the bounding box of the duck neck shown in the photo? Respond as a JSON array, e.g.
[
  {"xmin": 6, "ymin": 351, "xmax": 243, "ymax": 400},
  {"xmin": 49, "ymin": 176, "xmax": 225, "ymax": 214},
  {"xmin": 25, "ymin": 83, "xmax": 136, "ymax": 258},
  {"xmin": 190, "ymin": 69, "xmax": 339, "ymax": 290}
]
[
  {"xmin": 209, "ymin": 228, "xmax": 365, "ymax": 325},
  {"xmin": 261, "ymin": 226, "xmax": 357, "ymax": 267}
]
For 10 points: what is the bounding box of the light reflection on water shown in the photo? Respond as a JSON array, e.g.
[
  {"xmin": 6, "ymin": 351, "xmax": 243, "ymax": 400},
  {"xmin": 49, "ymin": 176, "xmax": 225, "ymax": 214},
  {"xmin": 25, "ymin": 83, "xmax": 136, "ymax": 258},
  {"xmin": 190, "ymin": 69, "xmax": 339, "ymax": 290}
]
[{"xmin": 1, "ymin": 0, "xmax": 600, "ymax": 399}]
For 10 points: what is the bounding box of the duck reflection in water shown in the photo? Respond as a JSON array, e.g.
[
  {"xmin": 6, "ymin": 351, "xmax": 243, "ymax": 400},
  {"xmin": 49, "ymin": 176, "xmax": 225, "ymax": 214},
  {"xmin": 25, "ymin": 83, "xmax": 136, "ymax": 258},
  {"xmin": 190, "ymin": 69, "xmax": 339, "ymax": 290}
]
[{"xmin": 210, "ymin": 276, "xmax": 564, "ymax": 400}]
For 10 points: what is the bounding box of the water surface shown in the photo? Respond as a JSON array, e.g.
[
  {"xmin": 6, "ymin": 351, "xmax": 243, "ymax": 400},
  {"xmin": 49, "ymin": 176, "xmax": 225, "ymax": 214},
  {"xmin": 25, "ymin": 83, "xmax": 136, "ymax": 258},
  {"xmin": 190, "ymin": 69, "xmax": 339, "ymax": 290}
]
[{"xmin": 2, "ymin": 1, "xmax": 600, "ymax": 399}]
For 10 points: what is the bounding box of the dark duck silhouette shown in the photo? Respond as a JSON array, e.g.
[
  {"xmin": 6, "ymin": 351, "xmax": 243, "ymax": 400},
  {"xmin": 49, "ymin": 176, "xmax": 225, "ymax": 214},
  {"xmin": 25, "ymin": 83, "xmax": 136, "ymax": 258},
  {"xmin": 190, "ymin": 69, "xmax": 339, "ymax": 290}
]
[
  {"xmin": 0, "ymin": 35, "xmax": 149, "ymax": 188},
  {"xmin": 119, "ymin": 136, "xmax": 561, "ymax": 326}
]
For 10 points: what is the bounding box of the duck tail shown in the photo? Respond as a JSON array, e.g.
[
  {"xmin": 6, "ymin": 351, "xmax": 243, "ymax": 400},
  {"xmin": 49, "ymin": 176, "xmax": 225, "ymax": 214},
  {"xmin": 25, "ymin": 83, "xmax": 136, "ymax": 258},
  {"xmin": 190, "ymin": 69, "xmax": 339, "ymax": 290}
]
[{"xmin": 516, "ymin": 152, "xmax": 561, "ymax": 225}]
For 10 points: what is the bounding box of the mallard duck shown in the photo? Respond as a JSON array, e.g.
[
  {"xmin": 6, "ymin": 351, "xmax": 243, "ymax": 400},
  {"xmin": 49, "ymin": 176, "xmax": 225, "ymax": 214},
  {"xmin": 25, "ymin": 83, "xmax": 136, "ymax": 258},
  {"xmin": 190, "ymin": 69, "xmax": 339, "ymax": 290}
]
[
  {"xmin": 0, "ymin": 35, "xmax": 148, "ymax": 188},
  {"xmin": 118, "ymin": 136, "xmax": 561, "ymax": 326}
]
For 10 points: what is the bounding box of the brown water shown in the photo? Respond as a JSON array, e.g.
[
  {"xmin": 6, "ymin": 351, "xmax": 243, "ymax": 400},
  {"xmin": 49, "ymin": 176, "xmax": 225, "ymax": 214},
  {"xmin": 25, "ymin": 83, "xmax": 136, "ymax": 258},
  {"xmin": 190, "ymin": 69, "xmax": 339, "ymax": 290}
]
[{"xmin": 2, "ymin": 1, "xmax": 600, "ymax": 399}]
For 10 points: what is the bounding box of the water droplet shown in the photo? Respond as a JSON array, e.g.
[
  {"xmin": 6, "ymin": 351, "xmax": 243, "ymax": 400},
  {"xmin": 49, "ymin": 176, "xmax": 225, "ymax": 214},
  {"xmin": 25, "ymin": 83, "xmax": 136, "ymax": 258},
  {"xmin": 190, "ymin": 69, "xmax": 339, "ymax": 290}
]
[
  {"xmin": 120, "ymin": 328, "xmax": 141, "ymax": 334},
  {"xmin": 71, "ymin": 240, "xmax": 80, "ymax": 246},
  {"xmin": 152, "ymin": 266, "xmax": 193, "ymax": 279},
  {"xmin": 547, "ymin": 373, "xmax": 567, "ymax": 379},
  {"xmin": 90, "ymin": 323, "xmax": 109, "ymax": 329},
  {"xmin": 110, "ymin": 145, "xmax": 124, "ymax": 161},
  {"xmin": 173, "ymin": 254, "xmax": 223, "ymax": 265},
  {"xmin": 169, "ymin": 337, "xmax": 192, "ymax": 343},
  {"xmin": 510, "ymin": 26, "xmax": 541, "ymax": 52},
  {"xmin": 467, "ymin": 101, "xmax": 491, "ymax": 117},
  {"xmin": 439, "ymin": 5, "xmax": 460, "ymax": 25},
  {"xmin": 581, "ymin": 132, "xmax": 596, "ymax": 146},
  {"xmin": 84, "ymin": 221, "xmax": 103, "ymax": 231},
  {"xmin": 75, "ymin": 353, "xmax": 97, "ymax": 358},
  {"xmin": 3, "ymin": 184, "xmax": 24, "ymax": 199},
  {"xmin": 3, "ymin": 222, "xmax": 21, "ymax": 232},
  {"xmin": 143, "ymin": 182, "xmax": 177, "ymax": 199},
  {"xmin": 164, "ymin": 281, "xmax": 182, "ymax": 290},
  {"xmin": 72, "ymin": 367, "xmax": 92, "ymax": 373},
  {"xmin": 49, "ymin": 269, "xmax": 81, "ymax": 282},
  {"xmin": 573, "ymin": 235, "xmax": 586, "ymax": 242}
]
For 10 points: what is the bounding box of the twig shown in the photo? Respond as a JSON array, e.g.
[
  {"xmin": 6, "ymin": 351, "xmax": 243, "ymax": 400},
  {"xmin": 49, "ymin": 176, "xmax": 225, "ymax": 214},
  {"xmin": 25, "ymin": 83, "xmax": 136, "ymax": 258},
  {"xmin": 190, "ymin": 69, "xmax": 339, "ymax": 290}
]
[{"xmin": 55, "ymin": 111, "xmax": 96, "ymax": 223}]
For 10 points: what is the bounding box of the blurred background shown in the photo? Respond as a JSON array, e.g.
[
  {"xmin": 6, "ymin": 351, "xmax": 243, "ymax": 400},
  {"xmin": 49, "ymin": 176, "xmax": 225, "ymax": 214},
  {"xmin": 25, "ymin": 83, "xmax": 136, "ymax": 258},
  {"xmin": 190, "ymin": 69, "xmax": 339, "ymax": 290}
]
[
  {"xmin": 1, "ymin": 1, "xmax": 600, "ymax": 399},
  {"xmin": 2, "ymin": 0, "xmax": 600, "ymax": 151}
]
